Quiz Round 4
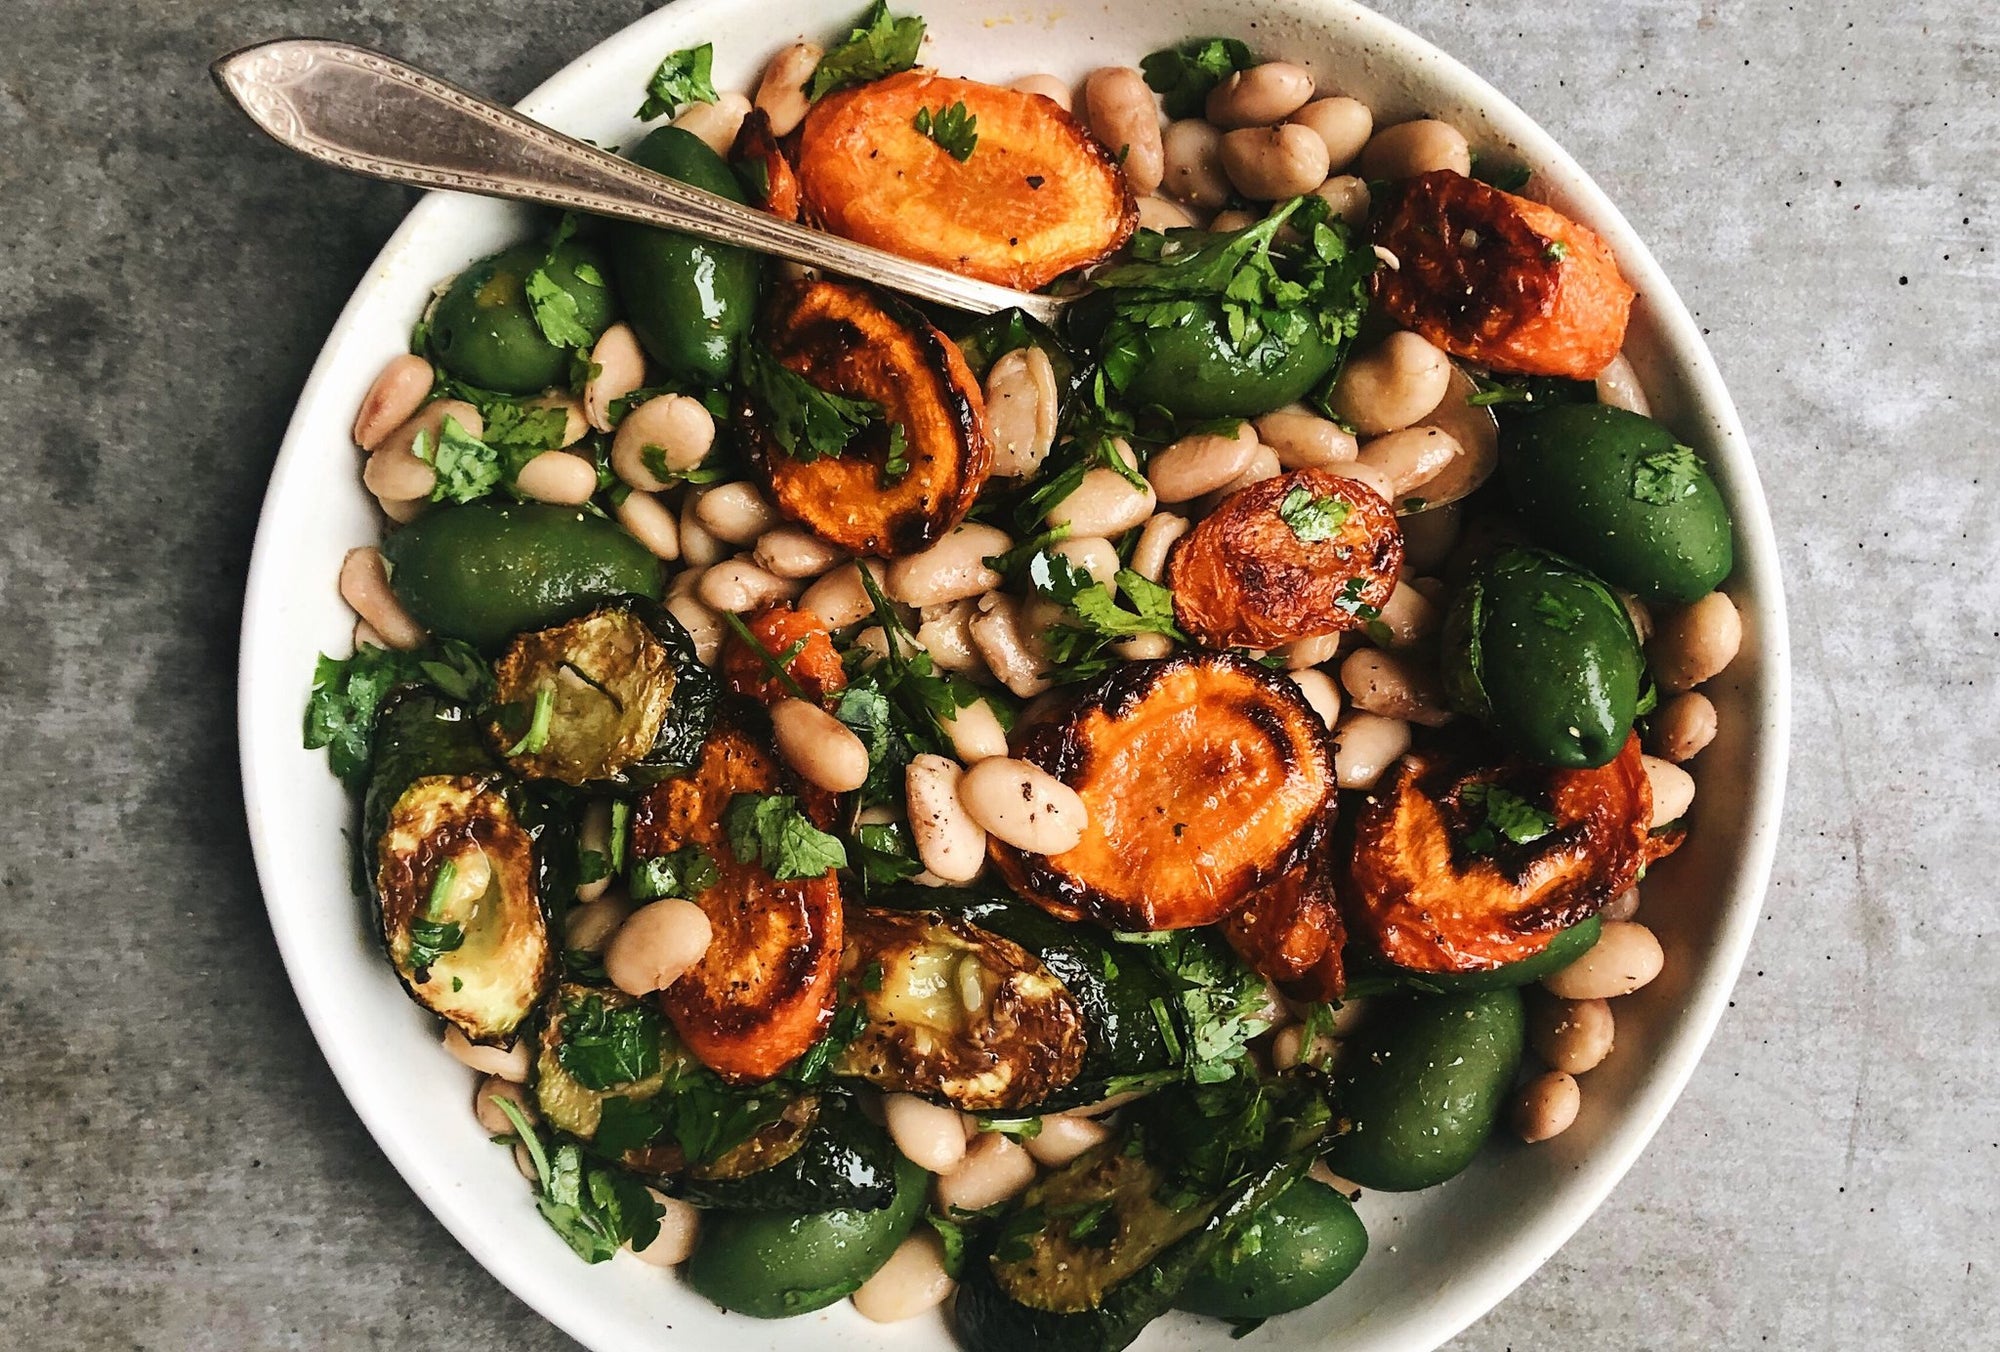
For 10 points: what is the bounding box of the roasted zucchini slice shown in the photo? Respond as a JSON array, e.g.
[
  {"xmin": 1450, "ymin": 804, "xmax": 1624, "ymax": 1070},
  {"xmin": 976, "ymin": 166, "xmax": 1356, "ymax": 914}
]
[
  {"xmin": 676, "ymin": 1094, "xmax": 900, "ymax": 1213},
  {"xmin": 486, "ymin": 599, "xmax": 717, "ymax": 786},
  {"xmin": 741, "ymin": 278, "xmax": 991, "ymax": 557},
  {"xmin": 990, "ymin": 653, "xmax": 1335, "ymax": 932},
  {"xmin": 831, "ymin": 908, "xmax": 1088, "ymax": 1111},
  {"xmin": 1345, "ymin": 735, "xmax": 1652, "ymax": 972},
  {"xmin": 631, "ymin": 708, "xmax": 844, "ymax": 1081},
  {"xmin": 1168, "ymin": 469, "xmax": 1404, "ymax": 651}
]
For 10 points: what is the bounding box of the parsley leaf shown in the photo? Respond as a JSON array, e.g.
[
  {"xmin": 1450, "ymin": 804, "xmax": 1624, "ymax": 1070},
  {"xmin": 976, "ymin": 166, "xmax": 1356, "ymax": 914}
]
[
  {"xmin": 790, "ymin": 999, "xmax": 868, "ymax": 1084},
  {"xmin": 502, "ymin": 682, "xmax": 556, "ymax": 756},
  {"xmin": 1276, "ymin": 486, "xmax": 1352, "ymax": 543},
  {"xmin": 415, "ymin": 415, "xmax": 502, "ymax": 503},
  {"xmin": 1140, "ymin": 37, "xmax": 1255, "ymax": 119},
  {"xmin": 854, "ymin": 821, "xmax": 924, "ymax": 886},
  {"xmin": 808, "ymin": 2, "xmax": 926, "ymax": 100},
  {"xmin": 1534, "ymin": 592, "xmax": 1583, "ymax": 632},
  {"xmin": 913, "ymin": 100, "xmax": 978, "ymax": 160},
  {"xmin": 925, "ymin": 1211, "xmax": 969, "ymax": 1278},
  {"xmin": 493, "ymin": 1098, "xmax": 661, "ymax": 1262},
  {"xmin": 1029, "ymin": 554, "xmax": 1183, "ymax": 682},
  {"xmin": 881, "ymin": 422, "xmax": 911, "ymax": 484},
  {"xmin": 851, "ymin": 567, "xmax": 983, "ymax": 747},
  {"xmin": 1153, "ymin": 929, "xmax": 1275, "ymax": 1083},
  {"xmin": 724, "ymin": 793, "xmax": 848, "ymax": 879},
  {"xmin": 303, "ymin": 640, "xmax": 491, "ymax": 788},
  {"xmin": 1459, "ymin": 782, "xmax": 1556, "ymax": 856},
  {"xmin": 524, "ymin": 268, "xmax": 597, "ymax": 350},
  {"xmin": 629, "ymin": 845, "xmax": 720, "ymax": 901},
  {"xmin": 739, "ymin": 343, "xmax": 884, "ymax": 463},
  {"xmin": 557, "ymin": 995, "xmax": 664, "ymax": 1090},
  {"xmin": 637, "ymin": 43, "xmax": 719, "ymax": 121},
  {"xmin": 1631, "ymin": 444, "xmax": 1706, "ymax": 505},
  {"xmin": 406, "ymin": 916, "xmax": 464, "ymax": 977}
]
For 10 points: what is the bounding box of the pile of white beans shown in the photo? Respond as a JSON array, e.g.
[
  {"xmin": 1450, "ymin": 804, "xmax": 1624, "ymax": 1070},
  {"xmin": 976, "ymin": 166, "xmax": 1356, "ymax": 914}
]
[{"xmin": 339, "ymin": 45, "xmax": 1749, "ymax": 1317}]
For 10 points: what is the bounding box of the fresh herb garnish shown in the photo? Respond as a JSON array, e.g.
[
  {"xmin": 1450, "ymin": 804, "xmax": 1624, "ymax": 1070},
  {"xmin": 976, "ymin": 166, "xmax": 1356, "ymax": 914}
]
[
  {"xmin": 523, "ymin": 267, "xmax": 596, "ymax": 351},
  {"xmin": 1631, "ymin": 444, "xmax": 1706, "ymax": 505},
  {"xmin": 881, "ymin": 422, "xmax": 911, "ymax": 484},
  {"xmin": 853, "ymin": 820, "xmax": 924, "ymax": 886},
  {"xmin": 1139, "ymin": 37, "xmax": 1255, "ymax": 119},
  {"xmin": 1459, "ymin": 782, "xmax": 1557, "ymax": 856},
  {"xmin": 723, "ymin": 792, "xmax": 848, "ymax": 879},
  {"xmin": 628, "ymin": 845, "xmax": 720, "ymax": 901},
  {"xmin": 303, "ymin": 640, "xmax": 491, "ymax": 788},
  {"xmin": 1534, "ymin": 592, "xmax": 1583, "ymax": 632},
  {"xmin": 637, "ymin": 43, "xmax": 719, "ymax": 120},
  {"xmin": 502, "ymin": 683, "xmax": 556, "ymax": 757},
  {"xmin": 415, "ymin": 416, "xmax": 502, "ymax": 504},
  {"xmin": 808, "ymin": 2, "xmax": 926, "ymax": 100},
  {"xmin": 1544, "ymin": 239, "xmax": 1571, "ymax": 262},
  {"xmin": 492, "ymin": 1097, "xmax": 662, "ymax": 1262},
  {"xmin": 1029, "ymin": 553, "xmax": 1183, "ymax": 683},
  {"xmin": 1470, "ymin": 153, "xmax": 1533, "ymax": 193},
  {"xmin": 925, "ymin": 1211, "xmax": 969, "ymax": 1277},
  {"xmin": 790, "ymin": 999, "xmax": 868, "ymax": 1084},
  {"xmin": 557, "ymin": 995, "xmax": 664, "ymax": 1090},
  {"xmin": 406, "ymin": 916, "xmax": 464, "ymax": 978},
  {"xmin": 739, "ymin": 344, "xmax": 884, "ymax": 463},
  {"xmin": 913, "ymin": 99, "xmax": 978, "ymax": 160},
  {"xmin": 1276, "ymin": 486, "xmax": 1352, "ymax": 543},
  {"xmin": 1153, "ymin": 930, "xmax": 1274, "ymax": 1083},
  {"xmin": 851, "ymin": 566, "xmax": 983, "ymax": 746}
]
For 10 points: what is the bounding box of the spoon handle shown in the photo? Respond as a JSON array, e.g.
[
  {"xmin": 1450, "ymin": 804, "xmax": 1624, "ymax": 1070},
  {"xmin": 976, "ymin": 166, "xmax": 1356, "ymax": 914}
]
[{"xmin": 211, "ymin": 38, "xmax": 1066, "ymax": 326}]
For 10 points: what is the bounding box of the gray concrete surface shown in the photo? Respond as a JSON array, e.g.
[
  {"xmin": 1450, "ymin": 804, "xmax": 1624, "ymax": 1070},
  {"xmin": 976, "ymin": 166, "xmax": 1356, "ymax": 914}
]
[{"xmin": 1, "ymin": 0, "xmax": 1994, "ymax": 1347}]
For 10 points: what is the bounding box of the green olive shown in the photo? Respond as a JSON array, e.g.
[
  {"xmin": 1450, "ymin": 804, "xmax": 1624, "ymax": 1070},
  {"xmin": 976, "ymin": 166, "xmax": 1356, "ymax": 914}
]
[
  {"xmin": 428, "ymin": 240, "xmax": 617, "ymax": 394},
  {"xmin": 1441, "ymin": 546, "xmax": 1644, "ymax": 768},
  {"xmin": 1071, "ymin": 294, "xmax": 1341, "ymax": 420},
  {"xmin": 609, "ymin": 128, "xmax": 763, "ymax": 383},
  {"xmin": 1501, "ymin": 404, "xmax": 1734, "ymax": 604},
  {"xmin": 1176, "ymin": 1175, "xmax": 1368, "ymax": 1320}
]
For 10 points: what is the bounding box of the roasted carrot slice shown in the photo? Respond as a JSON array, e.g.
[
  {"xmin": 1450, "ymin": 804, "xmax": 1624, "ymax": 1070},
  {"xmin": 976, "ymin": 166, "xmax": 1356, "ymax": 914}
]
[
  {"xmin": 1344, "ymin": 733, "xmax": 1651, "ymax": 972},
  {"xmin": 632, "ymin": 709, "xmax": 843, "ymax": 1082},
  {"xmin": 795, "ymin": 71, "xmax": 1136, "ymax": 290},
  {"xmin": 730, "ymin": 108, "xmax": 802, "ymax": 221},
  {"xmin": 1168, "ymin": 469, "xmax": 1404, "ymax": 651},
  {"xmin": 720, "ymin": 603, "xmax": 848, "ymax": 705},
  {"xmin": 1373, "ymin": 170, "xmax": 1635, "ymax": 380},
  {"xmin": 990, "ymin": 652, "xmax": 1335, "ymax": 932},
  {"xmin": 1223, "ymin": 840, "xmax": 1345, "ymax": 1004},
  {"xmin": 742, "ymin": 278, "xmax": 991, "ymax": 557}
]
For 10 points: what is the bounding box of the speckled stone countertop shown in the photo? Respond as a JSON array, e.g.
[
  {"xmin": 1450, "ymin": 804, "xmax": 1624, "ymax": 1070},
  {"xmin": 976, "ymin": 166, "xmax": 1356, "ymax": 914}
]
[{"xmin": 1, "ymin": 0, "xmax": 1993, "ymax": 1347}]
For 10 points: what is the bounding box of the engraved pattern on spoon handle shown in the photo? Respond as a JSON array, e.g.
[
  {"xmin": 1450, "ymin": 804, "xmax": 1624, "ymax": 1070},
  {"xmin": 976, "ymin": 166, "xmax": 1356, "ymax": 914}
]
[{"xmin": 211, "ymin": 39, "xmax": 1066, "ymax": 325}]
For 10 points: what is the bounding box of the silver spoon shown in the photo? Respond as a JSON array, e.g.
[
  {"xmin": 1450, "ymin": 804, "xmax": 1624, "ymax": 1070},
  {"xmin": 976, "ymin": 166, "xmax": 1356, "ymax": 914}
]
[{"xmin": 210, "ymin": 38, "xmax": 1068, "ymax": 326}]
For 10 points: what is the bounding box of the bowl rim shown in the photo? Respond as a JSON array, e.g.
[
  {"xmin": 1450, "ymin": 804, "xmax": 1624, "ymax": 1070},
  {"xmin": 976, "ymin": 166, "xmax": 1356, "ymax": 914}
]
[{"xmin": 237, "ymin": 2, "xmax": 1791, "ymax": 1348}]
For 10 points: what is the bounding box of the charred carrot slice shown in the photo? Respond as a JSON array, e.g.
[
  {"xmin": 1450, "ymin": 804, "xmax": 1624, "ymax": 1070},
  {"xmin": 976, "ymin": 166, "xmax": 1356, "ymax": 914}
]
[
  {"xmin": 729, "ymin": 108, "xmax": 802, "ymax": 222},
  {"xmin": 720, "ymin": 603, "xmax": 848, "ymax": 705},
  {"xmin": 990, "ymin": 652, "xmax": 1335, "ymax": 932},
  {"xmin": 795, "ymin": 71, "xmax": 1136, "ymax": 290},
  {"xmin": 1222, "ymin": 840, "xmax": 1346, "ymax": 1004},
  {"xmin": 632, "ymin": 709, "xmax": 842, "ymax": 1082},
  {"xmin": 1373, "ymin": 169, "xmax": 1636, "ymax": 380},
  {"xmin": 1168, "ymin": 469, "xmax": 1404, "ymax": 651},
  {"xmin": 1344, "ymin": 734, "xmax": 1652, "ymax": 972},
  {"xmin": 742, "ymin": 278, "xmax": 990, "ymax": 557}
]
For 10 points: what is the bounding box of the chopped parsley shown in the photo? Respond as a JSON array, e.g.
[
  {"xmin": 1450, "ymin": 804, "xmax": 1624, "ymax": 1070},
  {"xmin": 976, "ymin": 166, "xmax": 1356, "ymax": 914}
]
[
  {"xmin": 628, "ymin": 845, "xmax": 720, "ymax": 901},
  {"xmin": 739, "ymin": 343, "xmax": 884, "ymax": 463},
  {"xmin": 1276, "ymin": 486, "xmax": 1352, "ymax": 543},
  {"xmin": 850, "ymin": 566, "xmax": 984, "ymax": 747},
  {"xmin": 502, "ymin": 683, "xmax": 556, "ymax": 757},
  {"xmin": 492, "ymin": 1097, "xmax": 661, "ymax": 1262},
  {"xmin": 1139, "ymin": 37, "xmax": 1255, "ymax": 119},
  {"xmin": 790, "ymin": 999, "xmax": 868, "ymax": 1084},
  {"xmin": 415, "ymin": 415, "xmax": 502, "ymax": 503},
  {"xmin": 523, "ymin": 267, "xmax": 597, "ymax": 350},
  {"xmin": 1543, "ymin": 239, "xmax": 1571, "ymax": 262},
  {"xmin": 303, "ymin": 640, "xmax": 491, "ymax": 787},
  {"xmin": 1534, "ymin": 592, "xmax": 1584, "ymax": 632},
  {"xmin": 853, "ymin": 820, "xmax": 923, "ymax": 886},
  {"xmin": 723, "ymin": 792, "xmax": 848, "ymax": 880},
  {"xmin": 1459, "ymin": 782, "xmax": 1557, "ymax": 856},
  {"xmin": 556, "ymin": 995, "xmax": 664, "ymax": 1090},
  {"xmin": 1153, "ymin": 929, "xmax": 1275, "ymax": 1083},
  {"xmin": 1631, "ymin": 444, "xmax": 1707, "ymax": 505},
  {"xmin": 1470, "ymin": 153, "xmax": 1533, "ymax": 193},
  {"xmin": 913, "ymin": 99, "xmax": 978, "ymax": 160},
  {"xmin": 405, "ymin": 916, "xmax": 464, "ymax": 978},
  {"xmin": 1029, "ymin": 553, "xmax": 1183, "ymax": 683},
  {"xmin": 808, "ymin": 2, "xmax": 926, "ymax": 100},
  {"xmin": 881, "ymin": 422, "xmax": 911, "ymax": 484},
  {"xmin": 637, "ymin": 43, "xmax": 719, "ymax": 121}
]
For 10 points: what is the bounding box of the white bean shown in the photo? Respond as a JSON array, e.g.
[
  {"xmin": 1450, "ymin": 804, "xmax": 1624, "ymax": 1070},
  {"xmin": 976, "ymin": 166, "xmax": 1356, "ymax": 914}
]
[
  {"xmin": 665, "ymin": 590, "xmax": 724, "ymax": 665},
  {"xmin": 1531, "ymin": 997, "xmax": 1615, "ymax": 1075},
  {"xmin": 1046, "ymin": 441, "xmax": 1156, "ymax": 534},
  {"xmin": 800, "ymin": 559, "xmax": 887, "ymax": 630},
  {"xmin": 1114, "ymin": 633, "xmax": 1174, "ymax": 661},
  {"xmin": 885, "ymin": 1092, "xmax": 969, "ymax": 1173},
  {"xmin": 1374, "ymin": 578, "xmax": 1441, "ymax": 648},
  {"xmin": 615, "ymin": 490, "xmax": 681, "ymax": 561},
  {"xmin": 669, "ymin": 91, "xmax": 752, "ymax": 158},
  {"xmin": 1595, "ymin": 352, "xmax": 1652, "ymax": 416},
  {"xmin": 1278, "ymin": 631, "xmax": 1342, "ymax": 671},
  {"xmin": 1129, "ymin": 512, "xmax": 1191, "ymax": 584},
  {"xmin": 1356, "ymin": 426, "xmax": 1461, "ymax": 504},
  {"xmin": 584, "ymin": 322, "xmax": 645, "ymax": 432},
  {"xmin": 678, "ymin": 496, "xmax": 726, "ymax": 568},
  {"xmin": 1010, "ymin": 73, "xmax": 1073, "ymax": 110},
  {"xmin": 969, "ymin": 593, "xmax": 1053, "ymax": 698},
  {"xmin": 985, "ymin": 346, "xmax": 1060, "ymax": 479},
  {"xmin": 754, "ymin": 42, "xmax": 821, "ymax": 137},
  {"xmin": 1255, "ymin": 405, "xmax": 1358, "ymax": 469},
  {"xmin": 1331, "ymin": 332, "xmax": 1454, "ymax": 436},
  {"xmin": 1210, "ymin": 208, "xmax": 1258, "ymax": 232},
  {"xmin": 694, "ymin": 482, "xmax": 779, "ymax": 546},
  {"xmin": 613, "ymin": 394, "xmax": 714, "ymax": 491},
  {"xmin": 1270, "ymin": 1021, "xmax": 1338, "ymax": 1072},
  {"xmin": 957, "ymin": 757, "xmax": 1088, "ymax": 855},
  {"xmin": 473, "ymin": 1076, "xmax": 536, "ymax": 1135},
  {"xmin": 1196, "ymin": 445, "xmax": 1282, "ymax": 513},
  {"xmin": 935, "ymin": 1133, "xmax": 1036, "ymax": 1213},
  {"xmin": 353, "ymin": 618, "xmax": 388, "ymax": 651},
  {"xmin": 1642, "ymin": 754, "xmax": 1696, "ymax": 827},
  {"xmin": 1288, "ymin": 668, "xmax": 1344, "ymax": 729},
  {"xmin": 697, "ymin": 557, "xmax": 798, "ymax": 613},
  {"xmin": 1649, "ymin": 691, "xmax": 1718, "ymax": 763},
  {"xmin": 1543, "ymin": 921, "xmax": 1665, "ymax": 1000},
  {"xmin": 1205, "ymin": 62, "xmax": 1315, "ymax": 128},
  {"xmin": 1599, "ymin": 886, "xmax": 1643, "ymax": 923},
  {"xmin": 1340, "ymin": 649, "xmax": 1453, "ymax": 726},
  {"xmin": 852, "ymin": 1231, "xmax": 955, "ymax": 1323},
  {"xmin": 1357, "ymin": 119, "xmax": 1473, "ymax": 179},
  {"xmin": 1313, "ymin": 174, "xmax": 1372, "ymax": 226},
  {"xmin": 772, "ymin": 697, "xmax": 870, "ymax": 793},
  {"xmin": 628, "ymin": 1190, "xmax": 701, "ymax": 1267},
  {"xmin": 575, "ymin": 799, "xmax": 614, "ymax": 903},
  {"xmin": 442, "ymin": 1025, "xmax": 530, "ymax": 1082},
  {"xmin": 1162, "ymin": 119, "xmax": 1230, "ymax": 208},
  {"xmin": 339, "ymin": 547, "xmax": 425, "ymax": 650},
  {"xmin": 1136, "ymin": 195, "xmax": 1198, "ymax": 232},
  {"xmin": 353, "ymin": 353, "xmax": 434, "ymax": 451},
  {"xmin": 1289, "ymin": 96, "xmax": 1373, "ymax": 170},
  {"xmin": 375, "ymin": 398, "xmax": 483, "ymax": 463},
  {"xmin": 1025, "ymin": 1113, "xmax": 1111, "ymax": 1168},
  {"xmin": 362, "ymin": 446, "xmax": 437, "ymax": 504},
  {"xmin": 940, "ymin": 698, "xmax": 1010, "ymax": 763},
  {"xmin": 887, "ymin": 522, "xmax": 1012, "ymax": 607},
  {"xmin": 1332, "ymin": 711, "xmax": 1410, "ymax": 789},
  {"xmin": 906, "ymin": 755, "xmax": 988, "ymax": 883},
  {"xmin": 917, "ymin": 598, "xmax": 986, "ymax": 675},
  {"xmin": 1050, "ymin": 536, "xmax": 1120, "ymax": 591},
  {"xmin": 564, "ymin": 895, "xmax": 632, "ymax": 953},
  {"xmin": 1649, "ymin": 592, "xmax": 1742, "ymax": 692},
  {"xmin": 1220, "ymin": 124, "xmax": 1332, "ymax": 201},
  {"xmin": 1147, "ymin": 422, "xmax": 1258, "ymax": 502},
  {"xmin": 1512, "ymin": 1070, "xmax": 1581, "ymax": 1143},
  {"xmin": 529, "ymin": 392, "xmax": 590, "ymax": 448},
  {"xmin": 1082, "ymin": 67, "xmax": 1164, "ymax": 195},
  {"xmin": 751, "ymin": 526, "xmax": 847, "ymax": 580},
  {"xmin": 513, "ymin": 450, "xmax": 598, "ymax": 506},
  {"xmin": 604, "ymin": 898, "xmax": 713, "ymax": 996}
]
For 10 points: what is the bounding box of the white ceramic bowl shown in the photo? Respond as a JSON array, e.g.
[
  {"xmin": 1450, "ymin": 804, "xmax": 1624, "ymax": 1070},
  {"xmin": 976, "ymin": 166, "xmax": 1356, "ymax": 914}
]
[{"xmin": 238, "ymin": 1, "xmax": 1790, "ymax": 1347}]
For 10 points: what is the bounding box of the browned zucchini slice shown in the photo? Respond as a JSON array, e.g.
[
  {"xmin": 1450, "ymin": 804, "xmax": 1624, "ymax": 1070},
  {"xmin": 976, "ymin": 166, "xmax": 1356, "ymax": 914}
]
[
  {"xmin": 742, "ymin": 278, "xmax": 990, "ymax": 557},
  {"xmin": 485, "ymin": 607, "xmax": 679, "ymax": 785},
  {"xmin": 990, "ymin": 653, "xmax": 1335, "ymax": 932},
  {"xmin": 832, "ymin": 908, "xmax": 1088, "ymax": 1110},
  {"xmin": 1345, "ymin": 734, "xmax": 1652, "ymax": 971}
]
